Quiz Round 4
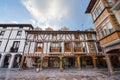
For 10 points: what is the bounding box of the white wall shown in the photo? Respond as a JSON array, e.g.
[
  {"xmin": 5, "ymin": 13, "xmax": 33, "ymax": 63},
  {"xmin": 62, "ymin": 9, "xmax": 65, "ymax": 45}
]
[{"xmin": 0, "ymin": 40, "xmax": 7, "ymax": 52}]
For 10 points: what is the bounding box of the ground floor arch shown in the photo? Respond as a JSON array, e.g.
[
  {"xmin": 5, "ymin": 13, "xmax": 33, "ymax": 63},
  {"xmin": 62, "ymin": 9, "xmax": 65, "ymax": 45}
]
[
  {"xmin": 80, "ymin": 56, "xmax": 93, "ymax": 68},
  {"xmin": 110, "ymin": 55, "xmax": 120, "ymax": 68},
  {"xmin": 96, "ymin": 56, "xmax": 107, "ymax": 68},
  {"xmin": 63, "ymin": 57, "xmax": 76, "ymax": 69},
  {"xmin": 3, "ymin": 54, "xmax": 12, "ymax": 68},
  {"xmin": 13, "ymin": 54, "xmax": 22, "ymax": 68}
]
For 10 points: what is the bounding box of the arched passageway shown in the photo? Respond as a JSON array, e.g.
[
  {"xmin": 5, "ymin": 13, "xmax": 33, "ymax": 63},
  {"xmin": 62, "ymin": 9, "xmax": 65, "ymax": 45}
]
[
  {"xmin": 81, "ymin": 56, "xmax": 93, "ymax": 68},
  {"xmin": 63, "ymin": 57, "xmax": 76, "ymax": 69},
  {"xmin": 3, "ymin": 54, "xmax": 12, "ymax": 68},
  {"xmin": 96, "ymin": 56, "xmax": 107, "ymax": 68},
  {"xmin": 13, "ymin": 54, "xmax": 22, "ymax": 68},
  {"xmin": 110, "ymin": 55, "xmax": 120, "ymax": 68}
]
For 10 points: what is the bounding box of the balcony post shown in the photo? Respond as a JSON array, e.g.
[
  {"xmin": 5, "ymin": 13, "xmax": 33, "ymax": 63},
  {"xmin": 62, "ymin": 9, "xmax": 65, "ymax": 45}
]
[
  {"xmin": 59, "ymin": 56, "xmax": 63, "ymax": 72},
  {"xmin": 77, "ymin": 56, "xmax": 81, "ymax": 70},
  {"xmin": 92, "ymin": 56, "xmax": 97, "ymax": 69},
  {"xmin": 105, "ymin": 54, "xmax": 113, "ymax": 76}
]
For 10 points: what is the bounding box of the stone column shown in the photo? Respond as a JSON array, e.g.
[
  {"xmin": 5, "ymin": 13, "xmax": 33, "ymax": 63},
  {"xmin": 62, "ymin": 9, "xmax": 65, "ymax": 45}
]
[
  {"xmin": 0, "ymin": 55, "xmax": 5, "ymax": 68},
  {"xmin": 77, "ymin": 56, "xmax": 81, "ymax": 70},
  {"xmin": 92, "ymin": 56, "xmax": 97, "ymax": 69},
  {"xmin": 59, "ymin": 56, "xmax": 63, "ymax": 72},
  {"xmin": 105, "ymin": 55, "xmax": 113, "ymax": 76},
  {"xmin": 8, "ymin": 54, "xmax": 15, "ymax": 68}
]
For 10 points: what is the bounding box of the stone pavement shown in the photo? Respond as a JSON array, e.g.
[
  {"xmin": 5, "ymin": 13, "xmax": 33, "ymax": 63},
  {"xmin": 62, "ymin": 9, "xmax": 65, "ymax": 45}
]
[{"xmin": 0, "ymin": 68, "xmax": 120, "ymax": 80}]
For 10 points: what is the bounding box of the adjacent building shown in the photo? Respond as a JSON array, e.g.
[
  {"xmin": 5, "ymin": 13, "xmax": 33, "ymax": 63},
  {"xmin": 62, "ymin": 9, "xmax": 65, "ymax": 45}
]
[
  {"xmin": 86, "ymin": 0, "xmax": 120, "ymax": 74},
  {"xmin": 0, "ymin": 24, "xmax": 33, "ymax": 68}
]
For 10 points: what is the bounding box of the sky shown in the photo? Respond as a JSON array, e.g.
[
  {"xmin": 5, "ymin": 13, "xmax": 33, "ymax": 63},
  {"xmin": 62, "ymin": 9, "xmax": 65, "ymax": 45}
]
[{"xmin": 0, "ymin": 0, "xmax": 94, "ymax": 30}]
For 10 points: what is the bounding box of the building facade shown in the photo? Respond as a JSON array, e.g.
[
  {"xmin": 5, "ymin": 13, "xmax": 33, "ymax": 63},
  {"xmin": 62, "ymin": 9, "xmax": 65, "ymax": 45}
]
[
  {"xmin": 0, "ymin": 24, "xmax": 33, "ymax": 68},
  {"xmin": 86, "ymin": 0, "xmax": 120, "ymax": 74},
  {"xmin": 0, "ymin": 24, "xmax": 115, "ymax": 72},
  {"xmin": 20, "ymin": 29, "xmax": 108, "ymax": 71}
]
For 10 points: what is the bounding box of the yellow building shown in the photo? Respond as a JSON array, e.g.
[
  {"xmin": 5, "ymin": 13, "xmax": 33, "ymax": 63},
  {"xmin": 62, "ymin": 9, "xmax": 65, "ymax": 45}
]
[{"xmin": 86, "ymin": 0, "xmax": 120, "ymax": 75}]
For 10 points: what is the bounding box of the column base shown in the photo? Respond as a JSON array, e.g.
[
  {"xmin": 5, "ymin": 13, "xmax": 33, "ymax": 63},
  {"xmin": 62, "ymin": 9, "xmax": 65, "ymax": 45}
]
[
  {"xmin": 78, "ymin": 68, "xmax": 81, "ymax": 70},
  {"xmin": 93, "ymin": 67, "xmax": 97, "ymax": 69},
  {"xmin": 60, "ymin": 68, "xmax": 63, "ymax": 72}
]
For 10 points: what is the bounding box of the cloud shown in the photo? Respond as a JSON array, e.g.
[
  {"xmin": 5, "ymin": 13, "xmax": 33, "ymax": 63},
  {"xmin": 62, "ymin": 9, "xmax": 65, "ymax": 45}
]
[
  {"xmin": 22, "ymin": 0, "xmax": 73, "ymax": 29},
  {"xmin": 0, "ymin": 21, "xmax": 18, "ymax": 24}
]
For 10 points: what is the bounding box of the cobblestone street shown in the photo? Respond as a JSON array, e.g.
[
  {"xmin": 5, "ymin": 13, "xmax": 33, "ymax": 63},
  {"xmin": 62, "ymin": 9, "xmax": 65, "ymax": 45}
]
[{"xmin": 0, "ymin": 68, "xmax": 120, "ymax": 80}]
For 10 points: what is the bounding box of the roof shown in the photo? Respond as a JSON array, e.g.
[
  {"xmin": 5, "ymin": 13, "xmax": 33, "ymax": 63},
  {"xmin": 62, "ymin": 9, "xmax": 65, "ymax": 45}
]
[
  {"xmin": 85, "ymin": 0, "xmax": 97, "ymax": 13},
  {"xmin": 0, "ymin": 24, "xmax": 33, "ymax": 29},
  {"xmin": 25, "ymin": 30, "xmax": 96, "ymax": 34}
]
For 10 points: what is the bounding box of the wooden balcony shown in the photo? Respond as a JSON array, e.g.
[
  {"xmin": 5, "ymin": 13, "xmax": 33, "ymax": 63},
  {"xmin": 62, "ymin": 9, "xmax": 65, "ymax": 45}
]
[
  {"xmin": 51, "ymin": 48, "xmax": 60, "ymax": 52},
  {"xmin": 100, "ymin": 31, "xmax": 120, "ymax": 45}
]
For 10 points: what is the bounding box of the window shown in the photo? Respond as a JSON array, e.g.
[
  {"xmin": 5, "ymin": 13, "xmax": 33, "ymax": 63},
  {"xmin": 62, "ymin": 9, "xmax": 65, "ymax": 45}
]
[
  {"xmin": 50, "ymin": 42, "xmax": 61, "ymax": 52},
  {"xmin": 107, "ymin": 21, "xmax": 114, "ymax": 33},
  {"xmin": 98, "ymin": 20, "xmax": 114, "ymax": 39},
  {"xmin": 64, "ymin": 42, "xmax": 71, "ymax": 52},
  {"xmin": 87, "ymin": 33, "xmax": 92, "ymax": 39},
  {"xmin": 88, "ymin": 42, "xmax": 96, "ymax": 52},
  {"xmin": 75, "ymin": 43, "xmax": 81, "ymax": 48},
  {"xmin": 92, "ymin": 1, "xmax": 104, "ymax": 20},
  {"xmin": 103, "ymin": 26, "xmax": 107, "ymax": 36},
  {"xmin": 74, "ymin": 34, "xmax": 79, "ymax": 39},
  {"xmin": 74, "ymin": 42, "xmax": 82, "ymax": 52},
  {"xmin": 52, "ymin": 43, "xmax": 60, "ymax": 48},
  {"xmin": 17, "ymin": 31, "xmax": 22, "ymax": 36},
  {"xmin": 3, "ymin": 27, "xmax": 7, "ymax": 29},
  {"xmin": 12, "ymin": 41, "xmax": 20, "ymax": 48},
  {"xmin": 65, "ymin": 43, "xmax": 70, "ymax": 48},
  {"xmin": 10, "ymin": 41, "xmax": 20, "ymax": 52},
  {"xmin": 37, "ymin": 43, "xmax": 42, "ymax": 48},
  {"xmin": 19, "ymin": 27, "xmax": 23, "ymax": 29},
  {"xmin": 0, "ymin": 31, "xmax": 5, "ymax": 36},
  {"xmin": 36, "ymin": 42, "xmax": 43, "ymax": 52}
]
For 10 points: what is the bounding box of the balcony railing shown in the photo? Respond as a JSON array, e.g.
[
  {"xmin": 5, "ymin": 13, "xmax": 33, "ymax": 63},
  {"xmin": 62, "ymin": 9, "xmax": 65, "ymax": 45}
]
[
  {"xmin": 50, "ymin": 46, "xmax": 62, "ymax": 52},
  {"xmin": 74, "ymin": 47, "xmax": 82, "ymax": 52}
]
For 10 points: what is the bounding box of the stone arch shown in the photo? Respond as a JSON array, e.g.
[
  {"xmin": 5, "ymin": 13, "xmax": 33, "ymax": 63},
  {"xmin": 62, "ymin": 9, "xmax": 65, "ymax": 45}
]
[
  {"xmin": 13, "ymin": 54, "xmax": 22, "ymax": 68},
  {"xmin": 80, "ymin": 56, "xmax": 93, "ymax": 68},
  {"xmin": 96, "ymin": 56, "xmax": 107, "ymax": 68},
  {"xmin": 63, "ymin": 56, "xmax": 76, "ymax": 68},
  {"xmin": 110, "ymin": 55, "xmax": 120, "ymax": 68},
  {"xmin": 107, "ymin": 49, "xmax": 120, "ymax": 53},
  {"xmin": 3, "ymin": 54, "xmax": 12, "ymax": 68}
]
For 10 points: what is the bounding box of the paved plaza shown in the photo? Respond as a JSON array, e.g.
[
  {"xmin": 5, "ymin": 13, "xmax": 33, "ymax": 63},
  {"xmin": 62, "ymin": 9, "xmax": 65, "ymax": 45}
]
[{"xmin": 0, "ymin": 68, "xmax": 120, "ymax": 80}]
